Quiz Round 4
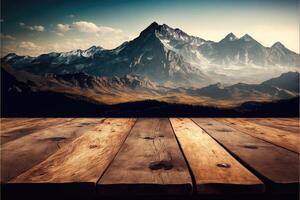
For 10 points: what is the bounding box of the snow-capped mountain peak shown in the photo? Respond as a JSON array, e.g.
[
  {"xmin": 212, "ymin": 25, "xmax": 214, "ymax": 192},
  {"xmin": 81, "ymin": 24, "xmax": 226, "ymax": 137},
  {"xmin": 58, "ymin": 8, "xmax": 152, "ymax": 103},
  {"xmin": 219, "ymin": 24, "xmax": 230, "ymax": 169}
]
[
  {"xmin": 241, "ymin": 34, "xmax": 254, "ymax": 41},
  {"xmin": 271, "ymin": 42, "xmax": 285, "ymax": 49},
  {"xmin": 2, "ymin": 22, "xmax": 299, "ymax": 88},
  {"xmin": 2, "ymin": 53, "xmax": 17, "ymax": 61},
  {"xmin": 139, "ymin": 21, "xmax": 160, "ymax": 37},
  {"xmin": 220, "ymin": 32, "xmax": 238, "ymax": 42},
  {"xmin": 82, "ymin": 45, "xmax": 104, "ymax": 57}
]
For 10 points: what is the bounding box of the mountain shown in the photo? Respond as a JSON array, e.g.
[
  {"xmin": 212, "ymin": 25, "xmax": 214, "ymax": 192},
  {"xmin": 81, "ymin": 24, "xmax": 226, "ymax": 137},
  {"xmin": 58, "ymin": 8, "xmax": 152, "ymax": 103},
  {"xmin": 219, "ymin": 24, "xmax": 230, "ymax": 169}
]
[
  {"xmin": 2, "ymin": 22, "xmax": 299, "ymax": 87},
  {"xmin": 2, "ymin": 65, "xmax": 299, "ymax": 109},
  {"xmin": 261, "ymin": 71, "xmax": 299, "ymax": 92},
  {"xmin": 2, "ymin": 66, "xmax": 298, "ymax": 117},
  {"xmin": 188, "ymin": 72, "xmax": 299, "ymax": 100}
]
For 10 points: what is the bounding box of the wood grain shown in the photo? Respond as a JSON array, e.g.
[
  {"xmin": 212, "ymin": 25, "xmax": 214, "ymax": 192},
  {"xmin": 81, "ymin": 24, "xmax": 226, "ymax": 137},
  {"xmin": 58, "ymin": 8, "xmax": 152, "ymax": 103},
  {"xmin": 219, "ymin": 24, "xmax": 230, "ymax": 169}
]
[
  {"xmin": 217, "ymin": 118, "xmax": 300, "ymax": 153},
  {"xmin": 192, "ymin": 118, "xmax": 299, "ymax": 193},
  {"xmin": 10, "ymin": 118, "xmax": 136, "ymax": 184},
  {"xmin": 0, "ymin": 118, "xmax": 76, "ymax": 144},
  {"xmin": 170, "ymin": 118, "xmax": 264, "ymax": 194},
  {"xmin": 98, "ymin": 118, "xmax": 192, "ymax": 195},
  {"xmin": 1, "ymin": 118, "xmax": 104, "ymax": 182},
  {"xmin": 244, "ymin": 118, "xmax": 299, "ymax": 134}
]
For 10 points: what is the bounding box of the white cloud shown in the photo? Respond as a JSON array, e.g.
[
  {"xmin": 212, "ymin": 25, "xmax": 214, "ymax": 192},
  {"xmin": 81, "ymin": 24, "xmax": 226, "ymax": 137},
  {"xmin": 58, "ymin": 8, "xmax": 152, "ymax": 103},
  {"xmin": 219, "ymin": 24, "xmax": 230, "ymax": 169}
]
[
  {"xmin": 71, "ymin": 21, "xmax": 122, "ymax": 34},
  {"xmin": 53, "ymin": 21, "xmax": 122, "ymax": 37},
  {"xmin": 72, "ymin": 21, "xmax": 101, "ymax": 33},
  {"xmin": 28, "ymin": 25, "xmax": 45, "ymax": 32},
  {"xmin": 3, "ymin": 21, "xmax": 127, "ymax": 56},
  {"xmin": 19, "ymin": 23, "xmax": 45, "ymax": 32},
  {"xmin": 56, "ymin": 24, "xmax": 71, "ymax": 33},
  {"xmin": 19, "ymin": 41, "xmax": 38, "ymax": 50},
  {"xmin": 1, "ymin": 33, "xmax": 16, "ymax": 40},
  {"xmin": 2, "ymin": 32, "xmax": 129, "ymax": 56}
]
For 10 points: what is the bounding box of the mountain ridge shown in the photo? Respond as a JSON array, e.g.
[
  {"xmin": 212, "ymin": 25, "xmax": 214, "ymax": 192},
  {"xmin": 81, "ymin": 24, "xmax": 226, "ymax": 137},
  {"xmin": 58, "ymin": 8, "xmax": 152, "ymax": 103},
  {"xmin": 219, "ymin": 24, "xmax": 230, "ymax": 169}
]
[
  {"xmin": 2, "ymin": 22, "xmax": 299, "ymax": 87},
  {"xmin": 2, "ymin": 64, "xmax": 299, "ymax": 108}
]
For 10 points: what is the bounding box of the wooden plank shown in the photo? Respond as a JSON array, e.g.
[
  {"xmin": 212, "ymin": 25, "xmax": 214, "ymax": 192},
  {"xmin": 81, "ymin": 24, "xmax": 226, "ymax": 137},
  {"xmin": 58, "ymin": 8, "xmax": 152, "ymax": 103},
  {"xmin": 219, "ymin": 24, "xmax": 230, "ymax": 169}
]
[
  {"xmin": 217, "ymin": 118, "xmax": 300, "ymax": 154},
  {"xmin": 98, "ymin": 118, "xmax": 192, "ymax": 196},
  {"xmin": 170, "ymin": 118, "xmax": 264, "ymax": 194},
  {"xmin": 0, "ymin": 118, "xmax": 76, "ymax": 144},
  {"xmin": 10, "ymin": 118, "xmax": 135, "ymax": 183},
  {"xmin": 6, "ymin": 118, "xmax": 136, "ymax": 198},
  {"xmin": 244, "ymin": 118, "xmax": 299, "ymax": 134},
  {"xmin": 192, "ymin": 118, "xmax": 299, "ymax": 193},
  {"xmin": 1, "ymin": 118, "xmax": 104, "ymax": 182}
]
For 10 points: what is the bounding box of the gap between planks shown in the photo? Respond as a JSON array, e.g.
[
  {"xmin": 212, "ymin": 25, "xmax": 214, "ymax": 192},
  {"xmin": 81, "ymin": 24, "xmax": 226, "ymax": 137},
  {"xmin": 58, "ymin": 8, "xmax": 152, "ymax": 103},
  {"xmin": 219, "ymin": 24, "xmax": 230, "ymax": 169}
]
[
  {"xmin": 217, "ymin": 118, "xmax": 300, "ymax": 154},
  {"xmin": 192, "ymin": 118, "xmax": 299, "ymax": 194},
  {"xmin": 97, "ymin": 118, "xmax": 193, "ymax": 196},
  {"xmin": 170, "ymin": 118, "xmax": 264, "ymax": 195},
  {"xmin": 4, "ymin": 118, "xmax": 136, "ymax": 198}
]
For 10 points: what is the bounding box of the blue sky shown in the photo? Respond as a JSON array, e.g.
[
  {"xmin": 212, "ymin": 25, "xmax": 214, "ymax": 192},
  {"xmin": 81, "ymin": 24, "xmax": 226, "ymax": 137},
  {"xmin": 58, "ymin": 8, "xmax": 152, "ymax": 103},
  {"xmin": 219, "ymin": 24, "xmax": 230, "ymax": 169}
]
[{"xmin": 1, "ymin": 0, "xmax": 299, "ymax": 56}]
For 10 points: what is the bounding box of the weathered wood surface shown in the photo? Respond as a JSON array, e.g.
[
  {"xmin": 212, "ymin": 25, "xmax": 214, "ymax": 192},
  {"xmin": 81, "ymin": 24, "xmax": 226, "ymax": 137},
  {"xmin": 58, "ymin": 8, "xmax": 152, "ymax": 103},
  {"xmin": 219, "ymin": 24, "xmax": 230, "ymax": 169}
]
[
  {"xmin": 1, "ymin": 118, "xmax": 105, "ymax": 182},
  {"xmin": 245, "ymin": 118, "xmax": 299, "ymax": 134},
  {"xmin": 0, "ymin": 118, "xmax": 75, "ymax": 144},
  {"xmin": 170, "ymin": 118, "xmax": 264, "ymax": 194},
  {"xmin": 217, "ymin": 118, "xmax": 300, "ymax": 153},
  {"xmin": 1, "ymin": 117, "xmax": 299, "ymax": 197},
  {"xmin": 98, "ymin": 118, "xmax": 192, "ymax": 195},
  {"xmin": 192, "ymin": 118, "xmax": 299, "ymax": 193},
  {"xmin": 10, "ymin": 118, "xmax": 136, "ymax": 184}
]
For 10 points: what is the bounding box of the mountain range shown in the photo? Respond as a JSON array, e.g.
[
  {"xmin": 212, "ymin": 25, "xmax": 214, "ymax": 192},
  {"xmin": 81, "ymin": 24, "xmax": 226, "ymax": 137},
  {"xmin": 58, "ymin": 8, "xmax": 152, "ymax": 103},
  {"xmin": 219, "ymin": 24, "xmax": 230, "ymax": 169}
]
[
  {"xmin": 2, "ymin": 22, "xmax": 299, "ymax": 87},
  {"xmin": 1, "ymin": 22, "xmax": 299, "ymax": 116},
  {"xmin": 2, "ymin": 64, "xmax": 299, "ymax": 108},
  {"xmin": 2, "ymin": 66, "xmax": 299, "ymax": 117}
]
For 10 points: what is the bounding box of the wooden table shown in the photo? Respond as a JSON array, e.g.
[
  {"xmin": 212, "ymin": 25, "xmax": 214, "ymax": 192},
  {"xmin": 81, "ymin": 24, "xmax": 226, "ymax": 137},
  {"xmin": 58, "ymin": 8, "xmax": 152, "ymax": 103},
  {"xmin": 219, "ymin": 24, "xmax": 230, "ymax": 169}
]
[{"xmin": 1, "ymin": 118, "xmax": 299, "ymax": 199}]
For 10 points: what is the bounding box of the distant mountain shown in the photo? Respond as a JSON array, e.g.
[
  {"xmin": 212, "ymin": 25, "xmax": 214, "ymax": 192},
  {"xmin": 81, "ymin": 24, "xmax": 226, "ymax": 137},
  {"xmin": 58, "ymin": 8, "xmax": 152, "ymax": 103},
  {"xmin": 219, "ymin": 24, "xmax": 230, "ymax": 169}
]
[
  {"xmin": 199, "ymin": 33, "xmax": 298, "ymax": 67},
  {"xmin": 2, "ymin": 66, "xmax": 298, "ymax": 117},
  {"xmin": 188, "ymin": 72, "xmax": 299, "ymax": 100},
  {"xmin": 2, "ymin": 65, "xmax": 299, "ymax": 109},
  {"xmin": 261, "ymin": 71, "xmax": 299, "ymax": 92},
  {"xmin": 2, "ymin": 22, "xmax": 299, "ymax": 87}
]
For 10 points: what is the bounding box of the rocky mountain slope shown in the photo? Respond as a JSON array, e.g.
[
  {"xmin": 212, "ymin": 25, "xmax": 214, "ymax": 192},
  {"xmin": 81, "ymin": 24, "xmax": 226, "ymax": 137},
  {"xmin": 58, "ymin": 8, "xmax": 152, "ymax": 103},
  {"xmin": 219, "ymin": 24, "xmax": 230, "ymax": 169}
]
[
  {"xmin": 2, "ymin": 67, "xmax": 298, "ymax": 117},
  {"xmin": 2, "ymin": 64, "xmax": 299, "ymax": 107},
  {"xmin": 2, "ymin": 22, "xmax": 299, "ymax": 87}
]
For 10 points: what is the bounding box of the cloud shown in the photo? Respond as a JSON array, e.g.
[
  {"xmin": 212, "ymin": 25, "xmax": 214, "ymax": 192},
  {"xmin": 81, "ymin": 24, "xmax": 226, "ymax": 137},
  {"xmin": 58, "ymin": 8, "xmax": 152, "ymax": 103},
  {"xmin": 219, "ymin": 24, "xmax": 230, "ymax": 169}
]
[
  {"xmin": 71, "ymin": 21, "xmax": 122, "ymax": 34},
  {"xmin": 3, "ymin": 21, "xmax": 127, "ymax": 56},
  {"xmin": 1, "ymin": 33, "xmax": 16, "ymax": 40},
  {"xmin": 53, "ymin": 21, "xmax": 122, "ymax": 37},
  {"xmin": 28, "ymin": 25, "xmax": 45, "ymax": 32},
  {"xmin": 56, "ymin": 24, "xmax": 71, "ymax": 33},
  {"xmin": 19, "ymin": 41, "xmax": 39, "ymax": 50},
  {"xmin": 19, "ymin": 22, "xmax": 45, "ymax": 32}
]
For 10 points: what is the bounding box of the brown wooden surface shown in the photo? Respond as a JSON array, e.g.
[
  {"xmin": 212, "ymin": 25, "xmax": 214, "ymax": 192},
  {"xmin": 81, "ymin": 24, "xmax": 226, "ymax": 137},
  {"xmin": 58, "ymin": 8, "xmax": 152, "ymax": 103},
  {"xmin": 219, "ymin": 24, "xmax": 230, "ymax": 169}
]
[
  {"xmin": 170, "ymin": 118, "xmax": 264, "ymax": 194},
  {"xmin": 245, "ymin": 118, "xmax": 299, "ymax": 134},
  {"xmin": 218, "ymin": 118, "xmax": 300, "ymax": 153},
  {"xmin": 1, "ymin": 117, "xmax": 299, "ymax": 197},
  {"xmin": 1, "ymin": 118, "xmax": 104, "ymax": 182},
  {"xmin": 10, "ymin": 118, "xmax": 136, "ymax": 184},
  {"xmin": 192, "ymin": 118, "xmax": 299, "ymax": 193},
  {"xmin": 98, "ymin": 118, "xmax": 192, "ymax": 195},
  {"xmin": 0, "ymin": 118, "xmax": 75, "ymax": 144}
]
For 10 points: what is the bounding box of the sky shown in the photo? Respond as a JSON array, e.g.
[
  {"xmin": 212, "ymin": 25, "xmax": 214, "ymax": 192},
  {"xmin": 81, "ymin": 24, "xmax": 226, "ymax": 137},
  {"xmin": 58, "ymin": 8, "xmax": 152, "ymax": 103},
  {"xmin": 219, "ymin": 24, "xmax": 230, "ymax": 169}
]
[{"xmin": 1, "ymin": 0, "xmax": 299, "ymax": 56}]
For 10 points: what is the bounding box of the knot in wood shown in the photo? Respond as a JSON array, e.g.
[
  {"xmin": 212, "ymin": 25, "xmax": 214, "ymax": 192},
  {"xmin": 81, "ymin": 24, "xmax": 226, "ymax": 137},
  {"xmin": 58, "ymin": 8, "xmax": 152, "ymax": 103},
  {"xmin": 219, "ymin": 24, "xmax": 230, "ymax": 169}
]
[
  {"xmin": 149, "ymin": 160, "xmax": 173, "ymax": 170},
  {"xmin": 216, "ymin": 163, "xmax": 231, "ymax": 168}
]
